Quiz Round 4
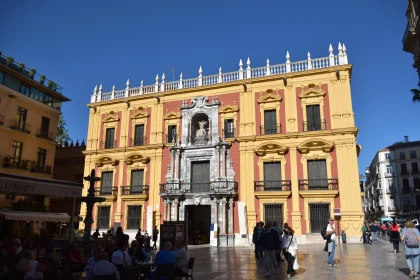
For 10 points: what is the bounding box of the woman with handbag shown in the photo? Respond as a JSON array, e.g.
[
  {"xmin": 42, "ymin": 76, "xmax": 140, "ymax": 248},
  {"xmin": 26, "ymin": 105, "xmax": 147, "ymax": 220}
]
[
  {"xmin": 390, "ymin": 219, "xmax": 401, "ymax": 254},
  {"xmin": 401, "ymin": 220, "xmax": 420, "ymax": 279},
  {"xmin": 283, "ymin": 226, "xmax": 298, "ymax": 279}
]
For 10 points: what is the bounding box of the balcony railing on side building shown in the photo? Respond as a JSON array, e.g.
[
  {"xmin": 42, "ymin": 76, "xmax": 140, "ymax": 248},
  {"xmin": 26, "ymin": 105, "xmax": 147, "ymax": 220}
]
[
  {"xmin": 36, "ymin": 129, "xmax": 54, "ymax": 141},
  {"xmin": 298, "ymin": 179, "xmax": 338, "ymax": 191},
  {"xmin": 95, "ymin": 186, "xmax": 118, "ymax": 196},
  {"xmin": 260, "ymin": 125, "xmax": 281, "ymax": 135},
  {"xmin": 9, "ymin": 120, "xmax": 31, "ymax": 134},
  {"xmin": 34, "ymin": 165, "xmax": 52, "ymax": 175},
  {"xmin": 101, "ymin": 140, "xmax": 117, "ymax": 149},
  {"xmin": 121, "ymin": 185, "xmax": 149, "ymax": 195},
  {"xmin": 90, "ymin": 43, "xmax": 349, "ymax": 103},
  {"xmin": 129, "ymin": 137, "xmax": 146, "ymax": 147},
  {"xmin": 302, "ymin": 120, "xmax": 326, "ymax": 132},
  {"xmin": 222, "ymin": 128, "xmax": 235, "ymax": 139},
  {"xmin": 254, "ymin": 180, "xmax": 291, "ymax": 191}
]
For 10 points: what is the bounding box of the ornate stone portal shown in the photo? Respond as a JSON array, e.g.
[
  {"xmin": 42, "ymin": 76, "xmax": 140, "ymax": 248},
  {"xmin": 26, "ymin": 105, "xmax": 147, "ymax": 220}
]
[{"xmin": 160, "ymin": 96, "xmax": 237, "ymax": 246}]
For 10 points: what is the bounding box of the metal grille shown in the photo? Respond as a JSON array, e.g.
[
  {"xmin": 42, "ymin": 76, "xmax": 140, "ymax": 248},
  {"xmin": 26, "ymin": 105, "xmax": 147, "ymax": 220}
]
[
  {"xmin": 309, "ymin": 203, "xmax": 330, "ymax": 233},
  {"xmin": 127, "ymin": 206, "xmax": 141, "ymax": 229},
  {"xmin": 97, "ymin": 206, "xmax": 110, "ymax": 229},
  {"xmin": 264, "ymin": 204, "xmax": 283, "ymax": 227}
]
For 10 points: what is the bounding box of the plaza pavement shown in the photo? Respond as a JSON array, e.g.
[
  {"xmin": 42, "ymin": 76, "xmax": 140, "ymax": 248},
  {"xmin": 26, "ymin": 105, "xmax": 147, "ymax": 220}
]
[{"xmin": 185, "ymin": 238, "xmax": 411, "ymax": 279}]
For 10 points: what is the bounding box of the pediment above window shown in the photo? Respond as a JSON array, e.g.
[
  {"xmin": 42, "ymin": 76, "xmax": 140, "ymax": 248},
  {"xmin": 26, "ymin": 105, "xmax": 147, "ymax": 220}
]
[
  {"xmin": 298, "ymin": 84, "xmax": 326, "ymax": 99},
  {"xmin": 297, "ymin": 139, "xmax": 334, "ymax": 154},
  {"xmin": 102, "ymin": 111, "xmax": 120, "ymax": 123},
  {"xmin": 95, "ymin": 156, "xmax": 119, "ymax": 167},
  {"xmin": 131, "ymin": 109, "xmax": 149, "ymax": 119},
  {"xmin": 255, "ymin": 142, "xmax": 288, "ymax": 156},
  {"xmin": 124, "ymin": 153, "xmax": 150, "ymax": 165},
  {"xmin": 257, "ymin": 93, "xmax": 282, "ymax": 104},
  {"xmin": 219, "ymin": 104, "xmax": 239, "ymax": 114},
  {"xmin": 163, "ymin": 111, "xmax": 181, "ymax": 120}
]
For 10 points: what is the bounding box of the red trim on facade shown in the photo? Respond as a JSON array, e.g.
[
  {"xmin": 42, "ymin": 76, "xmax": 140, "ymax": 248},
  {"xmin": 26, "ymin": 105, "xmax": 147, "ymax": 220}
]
[{"xmin": 322, "ymin": 84, "xmax": 332, "ymax": 130}]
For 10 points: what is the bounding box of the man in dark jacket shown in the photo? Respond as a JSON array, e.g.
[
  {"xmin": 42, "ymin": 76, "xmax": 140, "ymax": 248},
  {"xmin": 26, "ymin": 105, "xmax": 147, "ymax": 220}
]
[{"xmin": 260, "ymin": 221, "xmax": 280, "ymax": 277}]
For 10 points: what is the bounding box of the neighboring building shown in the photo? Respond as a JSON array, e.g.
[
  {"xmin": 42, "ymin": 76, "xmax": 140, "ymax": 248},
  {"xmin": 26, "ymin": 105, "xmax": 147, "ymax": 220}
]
[
  {"xmin": 363, "ymin": 136, "xmax": 420, "ymax": 220},
  {"xmin": 403, "ymin": 0, "xmax": 420, "ymax": 77},
  {"xmin": 82, "ymin": 43, "xmax": 363, "ymax": 245}
]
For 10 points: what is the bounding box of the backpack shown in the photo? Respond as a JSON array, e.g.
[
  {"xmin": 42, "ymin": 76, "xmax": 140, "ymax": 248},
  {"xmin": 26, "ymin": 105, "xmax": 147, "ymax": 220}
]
[
  {"xmin": 321, "ymin": 225, "xmax": 331, "ymax": 240},
  {"xmin": 405, "ymin": 228, "xmax": 420, "ymax": 248}
]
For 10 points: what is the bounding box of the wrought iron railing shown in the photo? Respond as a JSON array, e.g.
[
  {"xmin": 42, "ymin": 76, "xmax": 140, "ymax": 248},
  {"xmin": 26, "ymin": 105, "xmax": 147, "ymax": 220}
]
[
  {"xmin": 129, "ymin": 137, "xmax": 146, "ymax": 147},
  {"xmin": 298, "ymin": 179, "xmax": 338, "ymax": 190},
  {"xmin": 160, "ymin": 180, "xmax": 237, "ymax": 194},
  {"xmin": 34, "ymin": 165, "xmax": 52, "ymax": 175},
  {"xmin": 402, "ymin": 187, "xmax": 412, "ymax": 193},
  {"xmin": 101, "ymin": 140, "xmax": 117, "ymax": 149},
  {"xmin": 254, "ymin": 180, "xmax": 291, "ymax": 191},
  {"xmin": 260, "ymin": 124, "xmax": 281, "ymax": 135},
  {"xmin": 222, "ymin": 128, "xmax": 235, "ymax": 138},
  {"xmin": 10, "ymin": 120, "xmax": 32, "ymax": 134},
  {"xmin": 36, "ymin": 128, "xmax": 54, "ymax": 141},
  {"xmin": 166, "ymin": 133, "xmax": 177, "ymax": 143},
  {"xmin": 121, "ymin": 185, "xmax": 149, "ymax": 195},
  {"xmin": 302, "ymin": 120, "xmax": 326, "ymax": 131},
  {"xmin": 95, "ymin": 186, "xmax": 118, "ymax": 196}
]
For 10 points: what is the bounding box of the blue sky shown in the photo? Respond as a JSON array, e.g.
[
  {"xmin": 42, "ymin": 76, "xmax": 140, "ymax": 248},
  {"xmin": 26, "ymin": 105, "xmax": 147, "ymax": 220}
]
[{"xmin": 0, "ymin": 0, "xmax": 418, "ymax": 173}]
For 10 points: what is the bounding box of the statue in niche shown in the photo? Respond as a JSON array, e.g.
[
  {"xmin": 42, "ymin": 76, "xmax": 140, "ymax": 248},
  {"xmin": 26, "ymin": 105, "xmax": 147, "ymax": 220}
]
[{"xmin": 196, "ymin": 120, "xmax": 208, "ymax": 138}]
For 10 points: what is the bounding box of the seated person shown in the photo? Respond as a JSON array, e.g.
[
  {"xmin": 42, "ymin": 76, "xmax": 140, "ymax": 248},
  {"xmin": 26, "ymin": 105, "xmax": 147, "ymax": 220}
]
[
  {"xmin": 127, "ymin": 241, "xmax": 138, "ymax": 262},
  {"xmin": 20, "ymin": 251, "xmax": 43, "ymax": 280},
  {"xmin": 87, "ymin": 253, "xmax": 120, "ymax": 280},
  {"xmin": 65, "ymin": 243, "xmax": 84, "ymax": 272},
  {"xmin": 173, "ymin": 240, "xmax": 188, "ymax": 277},
  {"xmin": 0, "ymin": 259, "xmax": 32, "ymax": 280},
  {"xmin": 111, "ymin": 241, "xmax": 131, "ymax": 274},
  {"xmin": 85, "ymin": 247, "xmax": 102, "ymax": 272},
  {"xmin": 104, "ymin": 240, "xmax": 116, "ymax": 260},
  {"xmin": 147, "ymin": 241, "xmax": 175, "ymax": 280}
]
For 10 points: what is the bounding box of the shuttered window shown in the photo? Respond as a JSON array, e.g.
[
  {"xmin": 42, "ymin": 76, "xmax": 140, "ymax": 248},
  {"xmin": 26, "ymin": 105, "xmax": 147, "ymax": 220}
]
[
  {"xmin": 131, "ymin": 170, "xmax": 144, "ymax": 194},
  {"xmin": 105, "ymin": 128, "xmax": 115, "ymax": 148},
  {"xmin": 101, "ymin": 172, "xmax": 113, "ymax": 194},
  {"xmin": 264, "ymin": 204, "xmax": 283, "ymax": 227},
  {"xmin": 264, "ymin": 110, "xmax": 277, "ymax": 134},
  {"xmin": 97, "ymin": 206, "xmax": 110, "ymax": 229},
  {"xmin": 191, "ymin": 161, "xmax": 210, "ymax": 193},
  {"xmin": 40, "ymin": 117, "xmax": 50, "ymax": 137},
  {"xmin": 306, "ymin": 105, "xmax": 321, "ymax": 131},
  {"xmin": 127, "ymin": 206, "xmax": 142, "ymax": 230},
  {"xmin": 224, "ymin": 119, "xmax": 234, "ymax": 138},
  {"xmin": 134, "ymin": 125, "xmax": 144, "ymax": 146},
  {"xmin": 309, "ymin": 203, "xmax": 330, "ymax": 233},
  {"xmin": 264, "ymin": 162, "xmax": 281, "ymax": 190},
  {"xmin": 307, "ymin": 160, "xmax": 328, "ymax": 189}
]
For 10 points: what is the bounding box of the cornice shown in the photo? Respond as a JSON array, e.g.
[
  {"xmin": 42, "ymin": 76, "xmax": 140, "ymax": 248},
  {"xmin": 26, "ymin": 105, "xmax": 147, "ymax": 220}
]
[
  {"xmin": 299, "ymin": 190, "xmax": 339, "ymax": 198},
  {"xmin": 255, "ymin": 191, "xmax": 291, "ymax": 200},
  {"xmin": 121, "ymin": 195, "xmax": 148, "ymax": 202}
]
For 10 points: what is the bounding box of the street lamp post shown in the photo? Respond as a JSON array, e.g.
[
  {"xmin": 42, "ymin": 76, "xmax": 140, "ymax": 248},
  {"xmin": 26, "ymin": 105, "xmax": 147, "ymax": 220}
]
[{"xmin": 82, "ymin": 169, "xmax": 104, "ymax": 241}]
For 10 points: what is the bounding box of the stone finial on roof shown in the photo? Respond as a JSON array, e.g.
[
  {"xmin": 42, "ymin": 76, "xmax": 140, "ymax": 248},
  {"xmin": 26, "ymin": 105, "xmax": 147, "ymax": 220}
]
[
  {"xmin": 199, "ymin": 66, "xmax": 203, "ymax": 77},
  {"xmin": 266, "ymin": 59, "xmax": 271, "ymax": 76},
  {"xmin": 286, "ymin": 51, "xmax": 290, "ymax": 62},
  {"xmin": 239, "ymin": 59, "xmax": 243, "ymax": 70},
  {"xmin": 81, "ymin": 139, "xmax": 85, "ymax": 146},
  {"xmin": 76, "ymin": 140, "xmax": 79, "ymax": 147},
  {"xmin": 329, "ymin": 44, "xmax": 333, "ymax": 55},
  {"xmin": 155, "ymin": 74, "xmax": 159, "ymax": 83},
  {"xmin": 141, "ymin": 80, "xmax": 144, "ymax": 87},
  {"xmin": 93, "ymin": 85, "xmax": 98, "ymax": 94},
  {"xmin": 126, "ymin": 79, "xmax": 130, "ymax": 89},
  {"xmin": 246, "ymin": 57, "xmax": 251, "ymax": 69},
  {"xmin": 307, "ymin": 52, "xmax": 312, "ymax": 70},
  {"xmin": 99, "ymin": 84, "xmax": 103, "ymax": 95},
  {"xmin": 342, "ymin": 43, "xmax": 348, "ymax": 64}
]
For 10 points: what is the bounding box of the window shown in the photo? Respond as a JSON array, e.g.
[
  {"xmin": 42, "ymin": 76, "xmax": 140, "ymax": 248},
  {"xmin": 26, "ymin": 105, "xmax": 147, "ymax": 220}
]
[
  {"xmin": 386, "ymin": 165, "xmax": 392, "ymax": 174},
  {"xmin": 263, "ymin": 110, "xmax": 277, "ymax": 135},
  {"xmin": 412, "ymin": 162, "xmax": 419, "ymax": 173},
  {"xmin": 400, "ymin": 151, "xmax": 406, "ymax": 160},
  {"xmin": 167, "ymin": 125, "xmax": 177, "ymax": 143},
  {"xmin": 104, "ymin": 128, "xmax": 115, "ymax": 149},
  {"xmin": 19, "ymin": 84, "xmax": 31, "ymax": 96},
  {"xmin": 36, "ymin": 148, "xmax": 47, "ymax": 169},
  {"xmin": 264, "ymin": 204, "xmax": 283, "ymax": 228},
  {"xmin": 0, "ymin": 71, "xmax": 4, "ymax": 84},
  {"xmin": 309, "ymin": 203, "xmax": 330, "ymax": 233},
  {"xmin": 3, "ymin": 74, "xmax": 20, "ymax": 91},
  {"xmin": 387, "ymin": 180, "xmax": 393, "ymax": 189},
  {"xmin": 401, "ymin": 163, "xmax": 408, "ymax": 174},
  {"xmin": 127, "ymin": 206, "xmax": 142, "ymax": 230},
  {"xmin": 134, "ymin": 125, "xmax": 144, "ymax": 146},
  {"xmin": 40, "ymin": 117, "xmax": 50, "ymax": 138},
  {"xmin": 263, "ymin": 162, "xmax": 282, "ymax": 190},
  {"xmin": 403, "ymin": 178, "xmax": 410, "ymax": 192},
  {"xmin": 411, "ymin": 151, "xmax": 417, "ymax": 159},
  {"xmin": 305, "ymin": 105, "xmax": 322, "ymax": 131},
  {"xmin": 414, "ymin": 178, "xmax": 420, "ymax": 190},
  {"xmin": 224, "ymin": 119, "xmax": 234, "ymax": 138},
  {"xmin": 101, "ymin": 172, "xmax": 113, "ymax": 195},
  {"xmin": 131, "ymin": 170, "xmax": 144, "ymax": 194},
  {"xmin": 11, "ymin": 141, "xmax": 23, "ymax": 167},
  {"xmin": 307, "ymin": 160, "xmax": 328, "ymax": 189},
  {"xmin": 16, "ymin": 106, "xmax": 27, "ymax": 130},
  {"xmin": 97, "ymin": 206, "xmax": 110, "ymax": 229},
  {"xmin": 385, "ymin": 153, "xmax": 390, "ymax": 160}
]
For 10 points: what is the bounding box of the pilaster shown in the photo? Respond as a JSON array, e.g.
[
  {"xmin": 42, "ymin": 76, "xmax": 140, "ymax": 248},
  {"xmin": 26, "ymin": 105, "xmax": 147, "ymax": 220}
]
[
  {"xmin": 285, "ymin": 81, "xmax": 297, "ymax": 132},
  {"xmin": 289, "ymin": 146, "xmax": 301, "ymax": 234}
]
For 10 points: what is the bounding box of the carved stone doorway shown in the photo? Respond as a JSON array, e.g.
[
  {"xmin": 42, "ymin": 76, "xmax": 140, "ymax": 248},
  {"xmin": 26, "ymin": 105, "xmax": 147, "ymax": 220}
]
[{"xmin": 185, "ymin": 205, "xmax": 211, "ymax": 245}]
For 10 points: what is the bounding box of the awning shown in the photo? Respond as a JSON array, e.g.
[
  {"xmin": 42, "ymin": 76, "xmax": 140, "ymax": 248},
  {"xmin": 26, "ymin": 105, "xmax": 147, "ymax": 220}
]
[
  {"xmin": 0, "ymin": 172, "xmax": 83, "ymax": 198},
  {"xmin": 0, "ymin": 211, "xmax": 74, "ymax": 222}
]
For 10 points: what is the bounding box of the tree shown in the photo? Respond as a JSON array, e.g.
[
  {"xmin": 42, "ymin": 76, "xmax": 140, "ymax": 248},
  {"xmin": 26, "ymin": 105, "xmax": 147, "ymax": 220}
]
[
  {"xmin": 56, "ymin": 115, "xmax": 71, "ymax": 146},
  {"xmin": 410, "ymin": 83, "xmax": 420, "ymax": 103}
]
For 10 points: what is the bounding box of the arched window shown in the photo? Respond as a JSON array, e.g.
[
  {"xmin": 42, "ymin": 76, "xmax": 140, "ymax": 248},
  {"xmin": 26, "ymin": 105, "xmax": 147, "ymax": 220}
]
[
  {"xmin": 401, "ymin": 163, "xmax": 408, "ymax": 175},
  {"xmin": 403, "ymin": 178, "xmax": 410, "ymax": 192}
]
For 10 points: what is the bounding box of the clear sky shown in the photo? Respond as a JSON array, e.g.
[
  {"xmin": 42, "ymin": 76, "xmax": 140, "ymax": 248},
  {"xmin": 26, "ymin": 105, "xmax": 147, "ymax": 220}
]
[{"xmin": 0, "ymin": 0, "xmax": 418, "ymax": 173}]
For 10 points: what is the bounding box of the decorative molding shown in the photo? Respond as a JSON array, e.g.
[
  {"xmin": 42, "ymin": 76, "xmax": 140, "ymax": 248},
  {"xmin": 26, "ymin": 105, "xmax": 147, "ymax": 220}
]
[
  {"xmin": 102, "ymin": 111, "xmax": 120, "ymax": 123},
  {"xmin": 163, "ymin": 111, "xmax": 182, "ymax": 120},
  {"xmin": 95, "ymin": 156, "xmax": 119, "ymax": 167},
  {"xmin": 255, "ymin": 142, "xmax": 288, "ymax": 156},
  {"xmin": 254, "ymin": 191, "xmax": 291, "ymax": 200},
  {"xmin": 299, "ymin": 190, "xmax": 338, "ymax": 198},
  {"xmin": 298, "ymin": 84, "xmax": 326, "ymax": 99},
  {"xmin": 257, "ymin": 93, "xmax": 282, "ymax": 104},
  {"xmin": 219, "ymin": 104, "xmax": 239, "ymax": 114},
  {"xmin": 124, "ymin": 153, "xmax": 150, "ymax": 165},
  {"xmin": 131, "ymin": 109, "xmax": 149, "ymax": 119},
  {"xmin": 121, "ymin": 195, "xmax": 148, "ymax": 202},
  {"xmin": 297, "ymin": 138, "xmax": 334, "ymax": 154}
]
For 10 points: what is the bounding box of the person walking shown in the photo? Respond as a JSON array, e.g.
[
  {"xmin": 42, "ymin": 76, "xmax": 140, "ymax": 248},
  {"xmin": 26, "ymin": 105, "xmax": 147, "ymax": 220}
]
[
  {"xmin": 255, "ymin": 222, "xmax": 265, "ymax": 259},
  {"xmin": 260, "ymin": 221, "xmax": 280, "ymax": 277},
  {"xmin": 401, "ymin": 220, "xmax": 420, "ymax": 279},
  {"xmin": 390, "ymin": 219, "xmax": 401, "ymax": 254},
  {"xmin": 273, "ymin": 221, "xmax": 283, "ymax": 262},
  {"xmin": 152, "ymin": 226, "xmax": 159, "ymax": 250},
  {"xmin": 326, "ymin": 217, "xmax": 338, "ymax": 268},
  {"xmin": 371, "ymin": 222, "xmax": 378, "ymax": 241},
  {"xmin": 283, "ymin": 226, "xmax": 298, "ymax": 279}
]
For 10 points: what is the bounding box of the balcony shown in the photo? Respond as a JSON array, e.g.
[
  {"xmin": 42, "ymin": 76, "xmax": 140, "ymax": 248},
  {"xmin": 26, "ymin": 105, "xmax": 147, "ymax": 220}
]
[
  {"xmin": 302, "ymin": 120, "xmax": 326, "ymax": 132},
  {"xmin": 222, "ymin": 128, "xmax": 235, "ymax": 139},
  {"xmin": 403, "ymin": 16, "xmax": 419, "ymax": 53},
  {"xmin": 4, "ymin": 159, "xmax": 29, "ymax": 171},
  {"xmin": 0, "ymin": 114, "xmax": 4, "ymax": 126},
  {"xmin": 129, "ymin": 137, "xmax": 146, "ymax": 147},
  {"xmin": 10, "ymin": 121, "xmax": 31, "ymax": 134},
  {"xmin": 36, "ymin": 129, "xmax": 54, "ymax": 141},
  {"xmin": 166, "ymin": 134, "xmax": 177, "ymax": 144},
  {"xmin": 400, "ymin": 170, "xmax": 410, "ymax": 176},
  {"xmin": 412, "ymin": 169, "xmax": 420, "ymax": 174},
  {"xmin": 402, "ymin": 187, "xmax": 412, "ymax": 194},
  {"xmin": 95, "ymin": 186, "xmax": 118, "ymax": 196},
  {"xmin": 260, "ymin": 124, "xmax": 281, "ymax": 135},
  {"xmin": 121, "ymin": 185, "xmax": 149, "ymax": 195},
  {"xmin": 298, "ymin": 179, "xmax": 338, "ymax": 190},
  {"xmin": 160, "ymin": 180, "xmax": 238, "ymax": 196},
  {"xmin": 254, "ymin": 180, "xmax": 291, "ymax": 191},
  {"xmin": 33, "ymin": 165, "xmax": 52, "ymax": 175},
  {"xmin": 101, "ymin": 140, "xmax": 117, "ymax": 149}
]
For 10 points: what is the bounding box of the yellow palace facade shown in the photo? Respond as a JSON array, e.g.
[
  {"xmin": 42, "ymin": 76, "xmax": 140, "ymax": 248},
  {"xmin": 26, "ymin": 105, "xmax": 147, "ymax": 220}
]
[{"xmin": 82, "ymin": 43, "xmax": 363, "ymax": 245}]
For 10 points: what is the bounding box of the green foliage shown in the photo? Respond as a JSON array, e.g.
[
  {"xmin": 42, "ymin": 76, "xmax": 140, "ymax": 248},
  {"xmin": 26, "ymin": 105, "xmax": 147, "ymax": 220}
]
[
  {"xmin": 40, "ymin": 75, "xmax": 46, "ymax": 83},
  {"xmin": 6, "ymin": 56, "xmax": 14, "ymax": 65},
  {"xmin": 410, "ymin": 83, "xmax": 420, "ymax": 103},
  {"xmin": 56, "ymin": 115, "xmax": 71, "ymax": 146},
  {"xmin": 18, "ymin": 63, "xmax": 25, "ymax": 69},
  {"xmin": 11, "ymin": 196, "xmax": 48, "ymax": 212}
]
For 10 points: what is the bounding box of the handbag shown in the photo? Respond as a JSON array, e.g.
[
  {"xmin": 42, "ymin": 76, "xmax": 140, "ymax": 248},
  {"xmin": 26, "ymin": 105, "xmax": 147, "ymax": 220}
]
[
  {"xmin": 285, "ymin": 236, "xmax": 293, "ymax": 253},
  {"xmin": 293, "ymin": 258, "xmax": 299, "ymax": 270}
]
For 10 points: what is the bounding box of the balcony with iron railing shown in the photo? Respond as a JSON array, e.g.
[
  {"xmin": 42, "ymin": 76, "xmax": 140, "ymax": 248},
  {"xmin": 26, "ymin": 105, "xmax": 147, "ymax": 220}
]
[
  {"xmin": 166, "ymin": 134, "xmax": 177, "ymax": 144},
  {"xmin": 36, "ymin": 128, "xmax": 55, "ymax": 141},
  {"xmin": 260, "ymin": 124, "xmax": 281, "ymax": 135},
  {"xmin": 400, "ymin": 169, "xmax": 410, "ymax": 176},
  {"xmin": 160, "ymin": 180, "xmax": 238, "ymax": 195},
  {"xmin": 101, "ymin": 140, "xmax": 117, "ymax": 149},
  {"xmin": 302, "ymin": 120, "xmax": 326, "ymax": 132},
  {"xmin": 222, "ymin": 128, "xmax": 235, "ymax": 139},
  {"xmin": 95, "ymin": 186, "xmax": 118, "ymax": 196},
  {"xmin": 121, "ymin": 185, "xmax": 149, "ymax": 195},
  {"xmin": 91, "ymin": 43, "xmax": 349, "ymax": 103},
  {"xmin": 129, "ymin": 137, "xmax": 146, "ymax": 147},
  {"xmin": 33, "ymin": 165, "xmax": 52, "ymax": 175},
  {"xmin": 298, "ymin": 179, "xmax": 338, "ymax": 191},
  {"xmin": 402, "ymin": 187, "xmax": 412, "ymax": 194},
  {"xmin": 254, "ymin": 180, "xmax": 291, "ymax": 191},
  {"xmin": 412, "ymin": 169, "xmax": 420, "ymax": 174},
  {"xmin": 9, "ymin": 120, "xmax": 31, "ymax": 134}
]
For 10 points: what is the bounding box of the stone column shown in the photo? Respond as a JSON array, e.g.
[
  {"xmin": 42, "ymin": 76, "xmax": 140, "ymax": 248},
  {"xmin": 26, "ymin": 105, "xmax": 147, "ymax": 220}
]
[
  {"xmin": 213, "ymin": 199, "xmax": 219, "ymax": 226},
  {"xmin": 188, "ymin": 122, "xmax": 192, "ymax": 145},
  {"xmin": 166, "ymin": 201, "xmax": 171, "ymax": 222},
  {"xmin": 216, "ymin": 148, "xmax": 220, "ymax": 178},
  {"xmin": 229, "ymin": 199, "xmax": 234, "ymax": 234},
  {"xmin": 172, "ymin": 199, "xmax": 179, "ymax": 221},
  {"xmin": 170, "ymin": 151, "xmax": 174, "ymax": 180},
  {"xmin": 221, "ymin": 147, "xmax": 226, "ymax": 177},
  {"xmin": 174, "ymin": 151, "xmax": 180, "ymax": 180},
  {"xmin": 221, "ymin": 199, "xmax": 226, "ymax": 234}
]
